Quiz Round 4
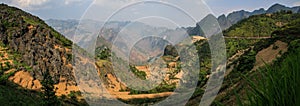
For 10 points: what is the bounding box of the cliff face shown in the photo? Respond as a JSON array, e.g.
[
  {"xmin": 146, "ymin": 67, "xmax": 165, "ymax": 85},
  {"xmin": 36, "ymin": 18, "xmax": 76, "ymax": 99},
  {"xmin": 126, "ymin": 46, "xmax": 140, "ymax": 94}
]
[{"xmin": 0, "ymin": 4, "xmax": 75, "ymax": 87}]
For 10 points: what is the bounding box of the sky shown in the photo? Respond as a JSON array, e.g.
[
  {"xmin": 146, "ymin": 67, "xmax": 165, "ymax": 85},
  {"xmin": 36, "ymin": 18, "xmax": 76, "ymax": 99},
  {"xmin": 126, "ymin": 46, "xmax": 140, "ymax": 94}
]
[
  {"xmin": 204, "ymin": 0, "xmax": 300, "ymax": 16},
  {"xmin": 0, "ymin": 0, "xmax": 299, "ymax": 28}
]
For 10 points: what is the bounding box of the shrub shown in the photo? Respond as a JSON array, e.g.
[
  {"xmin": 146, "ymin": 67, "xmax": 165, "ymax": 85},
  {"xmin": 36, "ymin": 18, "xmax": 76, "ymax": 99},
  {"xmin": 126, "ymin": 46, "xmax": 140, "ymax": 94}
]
[
  {"xmin": 272, "ymin": 44, "xmax": 279, "ymax": 50},
  {"xmin": 130, "ymin": 65, "xmax": 146, "ymax": 80}
]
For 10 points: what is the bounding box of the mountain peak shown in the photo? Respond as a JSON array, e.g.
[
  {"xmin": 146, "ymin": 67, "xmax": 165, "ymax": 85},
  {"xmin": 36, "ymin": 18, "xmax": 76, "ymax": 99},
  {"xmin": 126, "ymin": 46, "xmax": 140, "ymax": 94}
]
[
  {"xmin": 251, "ymin": 8, "xmax": 266, "ymax": 15},
  {"xmin": 271, "ymin": 3, "xmax": 286, "ymax": 7},
  {"xmin": 267, "ymin": 3, "xmax": 289, "ymax": 13}
]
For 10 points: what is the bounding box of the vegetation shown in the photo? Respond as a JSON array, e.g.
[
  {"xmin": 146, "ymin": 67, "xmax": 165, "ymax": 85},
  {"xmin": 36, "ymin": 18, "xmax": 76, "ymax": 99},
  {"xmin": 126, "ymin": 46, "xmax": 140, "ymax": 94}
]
[
  {"xmin": 129, "ymin": 82, "xmax": 176, "ymax": 94},
  {"xmin": 272, "ymin": 17, "xmax": 300, "ymax": 39},
  {"xmin": 119, "ymin": 97, "xmax": 166, "ymax": 105},
  {"xmin": 224, "ymin": 11, "xmax": 300, "ymax": 37},
  {"xmin": 40, "ymin": 70, "xmax": 60, "ymax": 106},
  {"xmin": 68, "ymin": 91, "xmax": 82, "ymax": 101},
  {"xmin": 129, "ymin": 65, "xmax": 146, "ymax": 80},
  {"xmin": 213, "ymin": 11, "xmax": 300, "ymax": 105},
  {"xmin": 0, "ymin": 82, "xmax": 43, "ymax": 105},
  {"xmin": 233, "ymin": 49, "xmax": 256, "ymax": 72},
  {"xmin": 95, "ymin": 46, "xmax": 111, "ymax": 60},
  {"xmin": 1, "ymin": 3, "xmax": 300, "ymax": 106},
  {"xmin": 127, "ymin": 65, "xmax": 177, "ymax": 94},
  {"xmin": 0, "ymin": 47, "xmax": 24, "ymax": 84},
  {"xmin": 164, "ymin": 45, "xmax": 179, "ymax": 57},
  {"xmin": 239, "ymin": 43, "xmax": 300, "ymax": 106},
  {"xmin": 225, "ymin": 39, "xmax": 259, "ymax": 57}
]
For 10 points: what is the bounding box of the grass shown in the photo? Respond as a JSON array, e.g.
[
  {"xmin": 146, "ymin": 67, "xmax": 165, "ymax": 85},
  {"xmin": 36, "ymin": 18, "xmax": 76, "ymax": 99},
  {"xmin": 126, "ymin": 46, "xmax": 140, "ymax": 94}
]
[
  {"xmin": 0, "ymin": 82, "xmax": 43, "ymax": 105},
  {"xmin": 238, "ymin": 47, "xmax": 300, "ymax": 106},
  {"xmin": 22, "ymin": 16, "xmax": 41, "ymax": 26}
]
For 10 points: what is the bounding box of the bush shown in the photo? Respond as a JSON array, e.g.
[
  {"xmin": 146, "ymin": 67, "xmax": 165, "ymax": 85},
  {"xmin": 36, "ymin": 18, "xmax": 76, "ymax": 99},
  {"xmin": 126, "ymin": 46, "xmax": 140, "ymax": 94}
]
[
  {"xmin": 272, "ymin": 44, "xmax": 279, "ymax": 50},
  {"xmin": 129, "ymin": 65, "xmax": 146, "ymax": 80},
  {"xmin": 234, "ymin": 49, "xmax": 256, "ymax": 72},
  {"xmin": 95, "ymin": 46, "xmax": 111, "ymax": 60},
  {"xmin": 0, "ymin": 71, "xmax": 15, "ymax": 84},
  {"xmin": 68, "ymin": 91, "xmax": 81, "ymax": 100}
]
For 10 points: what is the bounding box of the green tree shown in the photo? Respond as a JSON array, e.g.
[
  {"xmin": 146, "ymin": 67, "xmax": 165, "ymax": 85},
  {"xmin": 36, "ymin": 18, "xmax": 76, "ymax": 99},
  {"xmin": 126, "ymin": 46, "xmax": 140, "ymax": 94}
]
[
  {"xmin": 0, "ymin": 63, "xmax": 3, "ymax": 84},
  {"xmin": 40, "ymin": 70, "xmax": 59, "ymax": 106}
]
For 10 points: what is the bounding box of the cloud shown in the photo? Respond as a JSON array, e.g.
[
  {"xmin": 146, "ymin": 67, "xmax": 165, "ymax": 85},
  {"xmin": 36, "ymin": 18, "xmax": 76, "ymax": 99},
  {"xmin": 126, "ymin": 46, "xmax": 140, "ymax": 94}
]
[
  {"xmin": 293, "ymin": 1, "xmax": 300, "ymax": 6},
  {"xmin": 64, "ymin": 0, "xmax": 85, "ymax": 5},
  {"xmin": 1, "ymin": 0, "xmax": 88, "ymax": 10},
  {"xmin": 2, "ymin": 0, "xmax": 50, "ymax": 10}
]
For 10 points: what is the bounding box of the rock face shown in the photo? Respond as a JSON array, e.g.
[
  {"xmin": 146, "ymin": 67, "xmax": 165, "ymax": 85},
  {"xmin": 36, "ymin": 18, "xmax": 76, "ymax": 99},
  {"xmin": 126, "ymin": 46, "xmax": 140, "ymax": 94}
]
[
  {"xmin": 0, "ymin": 4, "xmax": 74, "ymax": 85},
  {"xmin": 227, "ymin": 10, "xmax": 252, "ymax": 25},
  {"xmin": 217, "ymin": 14, "xmax": 232, "ymax": 30}
]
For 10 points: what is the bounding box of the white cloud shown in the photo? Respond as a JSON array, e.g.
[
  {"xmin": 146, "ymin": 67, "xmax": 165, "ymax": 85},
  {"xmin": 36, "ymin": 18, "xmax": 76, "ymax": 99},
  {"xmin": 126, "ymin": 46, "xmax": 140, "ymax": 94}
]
[
  {"xmin": 1, "ymin": 0, "xmax": 88, "ymax": 10},
  {"xmin": 64, "ymin": 0, "xmax": 85, "ymax": 5},
  {"xmin": 293, "ymin": 1, "xmax": 300, "ymax": 6},
  {"xmin": 7, "ymin": 0, "xmax": 50, "ymax": 10}
]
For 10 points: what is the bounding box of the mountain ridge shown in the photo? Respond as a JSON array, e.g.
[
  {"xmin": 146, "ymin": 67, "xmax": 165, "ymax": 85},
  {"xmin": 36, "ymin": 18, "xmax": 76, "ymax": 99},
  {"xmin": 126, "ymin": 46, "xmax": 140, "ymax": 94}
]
[{"xmin": 188, "ymin": 3, "xmax": 300, "ymax": 35}]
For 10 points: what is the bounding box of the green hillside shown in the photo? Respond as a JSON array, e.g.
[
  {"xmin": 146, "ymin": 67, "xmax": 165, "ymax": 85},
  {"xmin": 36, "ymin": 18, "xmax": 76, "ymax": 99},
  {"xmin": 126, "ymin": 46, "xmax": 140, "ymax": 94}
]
[
  {"xmin": 224, "ymin": 11, "xmax": 300, "ymax": 37},
  {"xmin": 213, "ymin": 11, "xmax": 300, "ymax": 106},
  {"xmin": 272, "ymin": 16, "xmax": 300, "ymax": 38}
]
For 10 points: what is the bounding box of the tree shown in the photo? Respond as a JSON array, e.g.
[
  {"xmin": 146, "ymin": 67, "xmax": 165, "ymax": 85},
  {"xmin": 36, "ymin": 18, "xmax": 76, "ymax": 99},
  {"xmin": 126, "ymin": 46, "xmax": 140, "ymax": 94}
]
[
  {"xmin": 40, "ymin": 70, "xmax": 60, "ymax": 106},
  {"xmin": 0, "ymin": 63, "xmax": 3, "ymax": 84}
]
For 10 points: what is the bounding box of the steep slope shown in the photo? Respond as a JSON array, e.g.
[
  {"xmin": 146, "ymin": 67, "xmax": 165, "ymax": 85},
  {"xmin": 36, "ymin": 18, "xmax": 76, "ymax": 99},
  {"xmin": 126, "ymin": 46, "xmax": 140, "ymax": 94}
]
[
  {"xmin": 0, "ymin": 4, "xmax": 78, "ymax": 96},
  {"xmin": 217, "ymin": 14, "xmax": 232, "ymax": 30},
  {"xmin": 187, "ymin": 14, "xmax": 220, "ymax": 36},
  {"xmin": 223, "ymin": 12, "xmax": 300, "ymax": 37},
  {"xmin": 211, "ymin": 12, "xmax": 300, "ymax": 106},
  {"xmin": 0, "ymin": 82, "xmax": 43, "ymax": 105},
  {"xmin": 226, "ymin": 10, "xmax": 252, "ymax": 25}
]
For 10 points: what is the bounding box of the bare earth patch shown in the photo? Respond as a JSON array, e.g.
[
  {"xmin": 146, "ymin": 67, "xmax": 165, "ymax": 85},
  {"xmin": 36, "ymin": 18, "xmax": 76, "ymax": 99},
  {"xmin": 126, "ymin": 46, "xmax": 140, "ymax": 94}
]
[
  {"xmin": 192, "ymin": 36, "xmax": 207, "ymax": 43},
  {"xmin": 9, "ymin": 71, "xmax": 42, "ymax": 90},
  {"xmin": 254, "ymin": 40, "xmax": 288, "ymax": 70}
]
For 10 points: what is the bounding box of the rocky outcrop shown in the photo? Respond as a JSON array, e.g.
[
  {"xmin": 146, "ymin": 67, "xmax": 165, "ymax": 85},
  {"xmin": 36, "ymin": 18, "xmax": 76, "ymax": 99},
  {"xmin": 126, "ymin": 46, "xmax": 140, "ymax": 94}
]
[{"xmin": 0, "ymin": 4, "xmax": 74, "ymax": 85}]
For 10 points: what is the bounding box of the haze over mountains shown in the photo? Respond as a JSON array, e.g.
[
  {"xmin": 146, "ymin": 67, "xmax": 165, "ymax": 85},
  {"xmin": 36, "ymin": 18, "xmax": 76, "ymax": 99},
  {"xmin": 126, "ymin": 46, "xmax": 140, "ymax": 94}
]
[
  {"xmin": 46, "ymin": 3, "xmax": 300, "ymax": 39},
  {"xmin": 45, "ymin": 3, "xmax": 300, "ymax": 64},
  {"xmin": 1, "ymin": 2, "xmax": 300, "ymax": 106},
  {"xmin": 187, "ymin": 3, "xmax": 300, "ymax": 36}
]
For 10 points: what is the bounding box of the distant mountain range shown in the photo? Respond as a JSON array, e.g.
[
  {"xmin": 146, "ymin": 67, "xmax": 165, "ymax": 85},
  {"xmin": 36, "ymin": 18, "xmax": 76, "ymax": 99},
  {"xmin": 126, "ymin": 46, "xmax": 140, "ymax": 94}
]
[
  {"xmin": 47, "ymin": 19, "xmax": 172, "ymax": 63},
  {"xmin": 187, "ymin": 3, "xmax": 300, "ymax": 36},
  {"xmin": 1, "ymin": 3, "xmax": 300, "ymax": 105},
  {"xmin": 47, "ymin": 3, "xmax": 300, "ymax": 39}
]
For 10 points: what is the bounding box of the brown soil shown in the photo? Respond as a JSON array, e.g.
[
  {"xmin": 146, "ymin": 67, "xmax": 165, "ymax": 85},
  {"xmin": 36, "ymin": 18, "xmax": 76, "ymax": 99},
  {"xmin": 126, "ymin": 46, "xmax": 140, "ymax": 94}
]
[
  {"xmin": 54, "ymin": 77, "xmax": 79, "ymax": 96},
  {"xmin": 9, "ymin": 71, "xmax": 42, "ymax": 90},
  {"xmin": 98, "ymin": 63, "xmax": 180, "ymax": 100},
  {"xmin": 111, "ymin": 91, "xmax": 173, "ymax": 100},
  {"xmin": 253, "ymin": 40, "xmax": 287, "ymax": 70},
  {"xmin": 192, "ymin": 36, "xmax": 206, "ymax": 43}
]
